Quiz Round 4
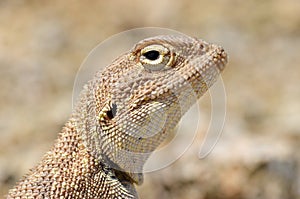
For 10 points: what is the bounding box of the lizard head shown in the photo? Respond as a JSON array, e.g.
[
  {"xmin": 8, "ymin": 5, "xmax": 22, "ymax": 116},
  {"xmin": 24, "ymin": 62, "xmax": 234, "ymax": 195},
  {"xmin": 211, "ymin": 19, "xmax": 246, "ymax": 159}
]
[{"xmin": 81, "ymin": 35, "xmax": 228, "ymax": 185}]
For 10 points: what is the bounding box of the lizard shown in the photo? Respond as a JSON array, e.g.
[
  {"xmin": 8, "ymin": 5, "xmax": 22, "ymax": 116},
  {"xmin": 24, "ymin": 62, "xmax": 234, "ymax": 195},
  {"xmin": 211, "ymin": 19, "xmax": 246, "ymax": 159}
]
[{"xmin": 7, "ymin": 34, "xmax": 228, "ymax": 199}]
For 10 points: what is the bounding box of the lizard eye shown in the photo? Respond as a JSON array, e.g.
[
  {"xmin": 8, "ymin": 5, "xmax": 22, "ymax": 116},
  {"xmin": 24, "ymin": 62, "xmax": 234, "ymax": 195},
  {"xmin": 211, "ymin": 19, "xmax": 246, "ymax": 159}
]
[{"xmin": 140, "ymin": 44, "xmax": 174, "ymax": 71}]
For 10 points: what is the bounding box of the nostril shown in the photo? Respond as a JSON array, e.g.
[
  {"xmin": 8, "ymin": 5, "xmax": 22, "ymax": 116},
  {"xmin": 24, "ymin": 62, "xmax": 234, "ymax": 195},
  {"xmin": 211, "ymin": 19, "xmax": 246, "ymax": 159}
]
[
  {"xmin": 199, "ymin": 43, "xmax": 204, "ymax": 50},
  {"xmin": 217, "ymin": 51, "xmax": 228, "ymax": 71}
]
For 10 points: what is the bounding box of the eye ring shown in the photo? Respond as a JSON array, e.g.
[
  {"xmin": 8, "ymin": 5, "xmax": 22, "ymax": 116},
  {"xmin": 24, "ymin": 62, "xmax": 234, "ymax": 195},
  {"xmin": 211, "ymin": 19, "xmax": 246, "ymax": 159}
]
[{"xmin": 139, "ymin": 44, "xmax": 175, "ymax": 71}]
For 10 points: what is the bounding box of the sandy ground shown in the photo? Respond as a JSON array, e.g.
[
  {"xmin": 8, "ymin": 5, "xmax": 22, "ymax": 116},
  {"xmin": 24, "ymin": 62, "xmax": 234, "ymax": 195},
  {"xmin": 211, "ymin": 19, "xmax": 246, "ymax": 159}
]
[{"xmin": 0, "ymin": 0, "xmax": 300, "ymax": 198}]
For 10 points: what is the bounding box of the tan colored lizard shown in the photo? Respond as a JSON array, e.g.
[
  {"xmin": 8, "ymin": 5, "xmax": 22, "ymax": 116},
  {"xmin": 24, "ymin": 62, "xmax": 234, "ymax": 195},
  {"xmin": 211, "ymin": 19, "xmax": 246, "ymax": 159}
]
[{"xmin": 7, "ymin": 34, "xmax": 227, "ymax": 198}]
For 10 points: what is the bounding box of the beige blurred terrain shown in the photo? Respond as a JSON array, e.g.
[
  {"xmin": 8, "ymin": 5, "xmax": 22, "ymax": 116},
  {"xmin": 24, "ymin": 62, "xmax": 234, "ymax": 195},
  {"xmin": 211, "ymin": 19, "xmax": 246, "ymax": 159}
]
[{"xmin": 1, "ymin": 0, "xmax": 300, "ymax": 198}]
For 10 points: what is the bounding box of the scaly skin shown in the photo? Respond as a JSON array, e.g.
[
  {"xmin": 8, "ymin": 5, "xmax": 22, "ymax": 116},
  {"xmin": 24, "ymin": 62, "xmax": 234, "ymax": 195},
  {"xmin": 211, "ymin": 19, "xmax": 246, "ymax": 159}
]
[{"xmin": 7, "ymin": 35, "xmax": 227, "ymax": 198}]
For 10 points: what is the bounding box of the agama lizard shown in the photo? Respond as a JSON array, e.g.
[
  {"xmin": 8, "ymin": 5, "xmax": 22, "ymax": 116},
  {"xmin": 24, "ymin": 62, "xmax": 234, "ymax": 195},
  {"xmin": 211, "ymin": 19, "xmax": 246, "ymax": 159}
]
[{"xmin": 7, "ymin": 34, "xmax": 228, "ymax": 198}]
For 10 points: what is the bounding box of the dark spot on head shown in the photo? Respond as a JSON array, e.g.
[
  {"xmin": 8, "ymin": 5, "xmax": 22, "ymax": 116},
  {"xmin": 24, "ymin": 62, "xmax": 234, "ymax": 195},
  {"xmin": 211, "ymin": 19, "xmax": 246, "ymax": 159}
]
[{"xmin": 107, "ymin": 103, "xmax": 117, "ymax": 119}]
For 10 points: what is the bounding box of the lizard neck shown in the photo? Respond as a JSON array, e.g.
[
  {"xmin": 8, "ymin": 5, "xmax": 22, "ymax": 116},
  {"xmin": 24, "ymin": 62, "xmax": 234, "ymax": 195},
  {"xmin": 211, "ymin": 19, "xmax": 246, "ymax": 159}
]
[
  {"xmin": 8, "ymin": 119, "xmax": 97, "ymax": 197},
  {"xmin": 71, "ymin": 87, "xmax": 142, "ymax": 186},
  {"xmin": 8, "ymin": 119, "xmax": 137, "ymax": 198},
  {"xmin": 72, "ymin": 84, "xmax": 148, "ymax": 185}
]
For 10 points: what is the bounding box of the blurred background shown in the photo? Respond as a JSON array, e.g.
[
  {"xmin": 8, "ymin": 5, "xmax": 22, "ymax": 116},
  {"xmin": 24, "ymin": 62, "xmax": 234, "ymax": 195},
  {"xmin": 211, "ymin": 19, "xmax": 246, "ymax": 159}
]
[{"xmin": 0, "ymin": 0, "xmax": 299, "ymax": 198}]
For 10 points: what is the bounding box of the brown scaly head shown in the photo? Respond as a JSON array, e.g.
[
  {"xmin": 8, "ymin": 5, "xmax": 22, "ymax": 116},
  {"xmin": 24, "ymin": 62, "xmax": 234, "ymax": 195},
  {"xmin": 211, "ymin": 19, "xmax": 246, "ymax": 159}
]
[{"xmin": 75, "ymin": 34, "xmax": 228, "ymax": 185}]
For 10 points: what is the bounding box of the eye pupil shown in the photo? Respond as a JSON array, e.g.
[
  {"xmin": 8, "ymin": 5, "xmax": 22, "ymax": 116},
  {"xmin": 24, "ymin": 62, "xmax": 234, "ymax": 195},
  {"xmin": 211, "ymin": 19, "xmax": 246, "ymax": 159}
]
[{"xmin": 143, "ymin": 50, "xmax": 160, "ymax": 61}]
